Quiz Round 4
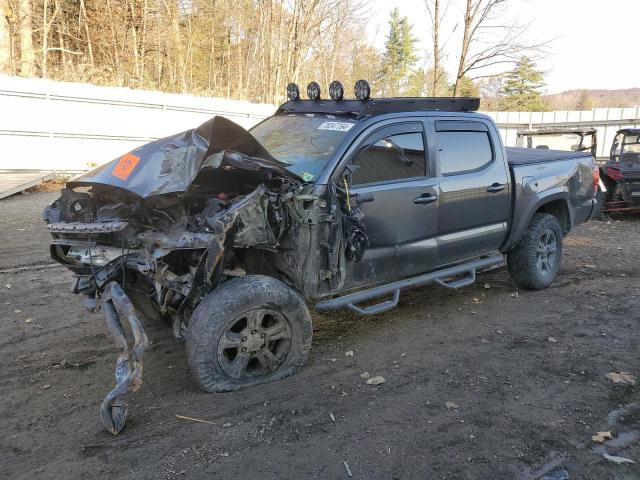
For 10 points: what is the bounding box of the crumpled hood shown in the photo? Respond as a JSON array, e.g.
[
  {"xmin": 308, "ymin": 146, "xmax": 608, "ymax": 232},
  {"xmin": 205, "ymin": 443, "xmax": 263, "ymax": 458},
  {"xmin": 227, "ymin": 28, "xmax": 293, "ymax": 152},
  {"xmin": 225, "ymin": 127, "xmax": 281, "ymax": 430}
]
[{"xmin": 68, "ymin": 116, "xmax": 300, "ymax": 198}]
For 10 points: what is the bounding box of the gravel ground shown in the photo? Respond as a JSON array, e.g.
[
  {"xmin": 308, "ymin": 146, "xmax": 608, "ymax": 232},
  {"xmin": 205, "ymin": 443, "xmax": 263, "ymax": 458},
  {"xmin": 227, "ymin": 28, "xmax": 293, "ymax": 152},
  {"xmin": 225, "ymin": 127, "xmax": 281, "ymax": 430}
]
[{"xmin": 1, "ymin": 192, "xmax": 639, "ymax": 480}]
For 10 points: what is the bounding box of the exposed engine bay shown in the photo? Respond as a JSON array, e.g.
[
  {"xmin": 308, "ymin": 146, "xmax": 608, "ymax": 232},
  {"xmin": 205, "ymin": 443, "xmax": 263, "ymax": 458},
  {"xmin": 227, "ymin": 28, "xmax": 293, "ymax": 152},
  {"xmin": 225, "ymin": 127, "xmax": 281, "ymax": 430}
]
[{"xmin": 43, "ymin": 116, "xmax": 367, "ymax": 434}]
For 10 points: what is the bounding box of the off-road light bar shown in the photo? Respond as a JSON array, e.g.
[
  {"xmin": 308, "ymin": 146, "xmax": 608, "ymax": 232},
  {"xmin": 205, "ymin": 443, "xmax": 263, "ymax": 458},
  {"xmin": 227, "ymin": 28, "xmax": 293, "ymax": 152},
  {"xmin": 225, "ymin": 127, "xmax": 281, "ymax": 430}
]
[
  {"xmin": 286, "ymin": 83, "xmax": 300, "ymax": 101},
  {"xmin": 354, "ymin": 79, "xmax": 371, "ymax": 101},
  {"xmin": 307, "ymin": 81, "xmax": 321, "ymax": 101},
  {"xmin": 329, "ymin": 81, "xmax": 344, "ymax": 101}
]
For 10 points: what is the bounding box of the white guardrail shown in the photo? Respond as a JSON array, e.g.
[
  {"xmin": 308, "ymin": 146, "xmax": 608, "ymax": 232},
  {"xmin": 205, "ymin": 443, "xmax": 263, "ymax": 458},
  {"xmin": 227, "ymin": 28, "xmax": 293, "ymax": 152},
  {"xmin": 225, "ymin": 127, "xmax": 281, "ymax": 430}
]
[
  {"xmin": 1, "ymin": 75, "xmax": 639, "ymax": 170},
  {"xmin": 0, "ymin": 75, "xmax": 275, "ymax": 171}
]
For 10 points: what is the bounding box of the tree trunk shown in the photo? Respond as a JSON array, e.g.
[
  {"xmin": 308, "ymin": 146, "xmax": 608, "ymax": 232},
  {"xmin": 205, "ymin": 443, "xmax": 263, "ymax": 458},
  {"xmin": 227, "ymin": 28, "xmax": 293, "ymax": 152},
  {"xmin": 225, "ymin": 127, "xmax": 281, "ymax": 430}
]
[
  {"xmin": 0, "ymin": 0, "xmax": 11, "ymax": 73},
  {"xmin": 79, "ymin": 0, "xmax": 93, "ymax": 66},
  {"xmin": 18, "ymin": 0, "xmax": 34, "ymax": 76},
  {"xmin": 453, "ymin": 0, "xmax": 473, "ymax": 97},
  {"xmin": 431, "ymin": 0, "xmax": 440, "ymax": 96},
  {"xmin": 41, "ymin": 0, "xmax": 59, "ymax": 78},
  {"xmin": 55, "ymin": 0, "xmax": 67, "ymax": 77}
]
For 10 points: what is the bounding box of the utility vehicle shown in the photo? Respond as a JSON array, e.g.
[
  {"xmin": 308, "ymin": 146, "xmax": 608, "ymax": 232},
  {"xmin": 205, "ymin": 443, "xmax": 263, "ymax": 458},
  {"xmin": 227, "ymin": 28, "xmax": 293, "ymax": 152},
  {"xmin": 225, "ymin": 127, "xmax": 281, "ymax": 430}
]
[{"xmin": 596, "ymin": 128, "xmax": 640, "ymax": 213}]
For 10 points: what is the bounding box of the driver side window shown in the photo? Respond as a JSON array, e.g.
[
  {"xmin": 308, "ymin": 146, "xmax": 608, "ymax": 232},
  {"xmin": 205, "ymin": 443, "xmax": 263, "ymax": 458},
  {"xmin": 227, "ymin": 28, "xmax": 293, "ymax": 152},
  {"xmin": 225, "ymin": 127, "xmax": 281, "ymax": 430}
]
[{"xmin": 351, "ymin": 124, "xmax": 426, "ymax": 185}]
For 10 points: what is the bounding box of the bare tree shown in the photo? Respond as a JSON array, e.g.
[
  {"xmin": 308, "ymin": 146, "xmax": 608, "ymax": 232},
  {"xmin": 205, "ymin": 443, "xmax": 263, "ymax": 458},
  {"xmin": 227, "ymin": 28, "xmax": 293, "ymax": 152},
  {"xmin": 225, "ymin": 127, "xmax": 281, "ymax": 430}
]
[
  {"xmin": 0, "ymin": 0, "xmax": 13, "ymax": 73},
  {"xmin": 424, "ymin": 0, "xmax": 450, "ymax": 96},
  {"xmin": 452, "ymin": 0, "xmax": 542, "ymax": 97},
  {"xmin": 18, "ymin": 0, "xmax": 34, "ymax": 75}
]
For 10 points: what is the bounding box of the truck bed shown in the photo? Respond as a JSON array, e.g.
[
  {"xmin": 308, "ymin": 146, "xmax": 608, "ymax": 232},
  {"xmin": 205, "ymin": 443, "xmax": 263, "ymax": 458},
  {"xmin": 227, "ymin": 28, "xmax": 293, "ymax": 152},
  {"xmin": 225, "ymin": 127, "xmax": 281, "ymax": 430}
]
[{"xmin": 506, "ymin": 147, "xmax": 592, "ymax": 166}]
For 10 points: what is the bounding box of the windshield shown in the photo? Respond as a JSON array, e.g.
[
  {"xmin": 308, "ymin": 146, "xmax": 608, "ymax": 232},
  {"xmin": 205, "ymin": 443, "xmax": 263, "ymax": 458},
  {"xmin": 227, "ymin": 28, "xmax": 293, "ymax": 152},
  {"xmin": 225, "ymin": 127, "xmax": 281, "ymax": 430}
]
[
  {"xmin": 250, "ymin": 114, "xmax": 356, "ymax": 181},
  {"xmin": 623, "ymin": 134, "xmax": 640, "ymax": 153},
  {"xmin": 519, "ymin": 133, "xmax": 590, "ymax": 152}
]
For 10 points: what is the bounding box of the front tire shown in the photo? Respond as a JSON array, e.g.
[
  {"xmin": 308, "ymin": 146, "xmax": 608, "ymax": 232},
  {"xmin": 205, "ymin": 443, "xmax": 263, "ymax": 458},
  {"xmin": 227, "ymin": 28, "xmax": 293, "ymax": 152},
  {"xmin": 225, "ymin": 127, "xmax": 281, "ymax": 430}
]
[
  {"xmin": 507, "ymin": 213, "xmax": 563, "ymax": 290},
  {"xmin": 186, "ymin": 275, "xmax": 312, "ymax": 393}
]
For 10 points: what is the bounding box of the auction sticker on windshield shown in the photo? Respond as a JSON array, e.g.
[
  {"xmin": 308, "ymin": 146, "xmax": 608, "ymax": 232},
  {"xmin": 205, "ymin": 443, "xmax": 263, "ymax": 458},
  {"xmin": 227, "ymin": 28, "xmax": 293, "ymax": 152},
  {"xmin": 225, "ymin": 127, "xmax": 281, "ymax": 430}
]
[{"xmin": 317, "ymin": 122, "xmax": 355, "ymax": 132}]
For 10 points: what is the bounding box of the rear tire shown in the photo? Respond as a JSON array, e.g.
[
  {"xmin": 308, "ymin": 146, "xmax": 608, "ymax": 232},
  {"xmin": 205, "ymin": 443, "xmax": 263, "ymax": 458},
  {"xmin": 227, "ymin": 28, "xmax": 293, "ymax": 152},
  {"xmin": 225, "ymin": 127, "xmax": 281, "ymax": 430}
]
[
  {"xmin": 186, "ymin": 275, "xmax": 312, "ymax": 393},
  {"xmin": 507, "ymin": 213, "xmax": 563, "ymax": 290}
]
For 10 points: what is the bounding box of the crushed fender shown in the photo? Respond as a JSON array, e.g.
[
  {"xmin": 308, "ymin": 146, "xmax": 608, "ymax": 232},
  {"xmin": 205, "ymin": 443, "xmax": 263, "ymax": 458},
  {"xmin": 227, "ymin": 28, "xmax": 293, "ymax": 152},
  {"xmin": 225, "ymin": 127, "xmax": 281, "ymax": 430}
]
[{"xmin": 43, "ymin": 115, "xmax": 367, "ymax": 434}]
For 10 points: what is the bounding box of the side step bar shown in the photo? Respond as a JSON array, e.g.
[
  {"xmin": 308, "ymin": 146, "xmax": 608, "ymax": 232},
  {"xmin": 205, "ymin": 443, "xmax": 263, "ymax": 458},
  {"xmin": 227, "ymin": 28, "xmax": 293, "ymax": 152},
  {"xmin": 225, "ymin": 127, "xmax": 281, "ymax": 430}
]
[{"xmin": 315, "ymin": 254, "xmax": 504, "ymax": 316}]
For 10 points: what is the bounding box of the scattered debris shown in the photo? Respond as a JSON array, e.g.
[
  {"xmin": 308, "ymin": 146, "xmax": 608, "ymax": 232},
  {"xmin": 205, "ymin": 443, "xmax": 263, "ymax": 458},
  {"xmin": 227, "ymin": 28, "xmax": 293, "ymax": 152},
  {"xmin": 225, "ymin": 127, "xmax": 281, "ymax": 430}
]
[
  {"xmin": 360, "ymin": 372, "xmax": 371, "ymax": 379},
  {"xmin": 330, "ymin": 412, "xmax": 336, "ymax": 422},
  {"xmin": 366, "ymin": 376, "xmax": 386, "ymax": 386},
  {"xmin": 343, "ymin": 460, "xmax": 353, "ymax": 478},
  {"xmin": 175, "ymin": 414, "xmax": 215, "ymax": 426},
  {"xmin": 606, "ymin": 372, "xmax": 636, "ymax": 385},
  {"xmin": 591, "ymin": 431, "xmax": 613, "ymax": 443},
  {"xmin": 445, "ymin": 401, "xmax": 459, "ymax": 409},
  {"xmin": 542, "ymin": 469, "xmax": 569, "ymax": 480},
  {"xmin": 548, "ymin": 337, "xmax": 558, "ymax": 343},
  {"xmin": 345, "ymin": 350, "xmax": 354, "ymax": 357},
  {"xmin": 602, "ymin": 453, "xmax": 635, "ymax": 464}
]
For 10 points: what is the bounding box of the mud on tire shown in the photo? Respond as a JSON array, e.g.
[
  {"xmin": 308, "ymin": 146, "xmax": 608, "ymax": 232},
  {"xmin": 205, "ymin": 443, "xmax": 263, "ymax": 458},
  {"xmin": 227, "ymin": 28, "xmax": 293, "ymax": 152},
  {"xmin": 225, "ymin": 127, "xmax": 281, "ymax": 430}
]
[
  {"xmin": 186, "ymin": 275, "xmax": 312, "ymax": 393},
  {"xmin": 507, "ymin": 213, "xmax": 563, "ymax": 290}
]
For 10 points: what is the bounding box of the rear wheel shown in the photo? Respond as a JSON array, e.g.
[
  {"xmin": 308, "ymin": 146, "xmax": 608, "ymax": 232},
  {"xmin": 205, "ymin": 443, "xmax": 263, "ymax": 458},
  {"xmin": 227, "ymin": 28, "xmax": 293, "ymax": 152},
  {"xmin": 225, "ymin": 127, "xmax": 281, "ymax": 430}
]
[
  {"xmin": 186, "ymin": 275, "xmax": 312, "ymax": 392},
  {"xmin": 507, "ymin": 213, "xmax": 563, "ymax": 290}
]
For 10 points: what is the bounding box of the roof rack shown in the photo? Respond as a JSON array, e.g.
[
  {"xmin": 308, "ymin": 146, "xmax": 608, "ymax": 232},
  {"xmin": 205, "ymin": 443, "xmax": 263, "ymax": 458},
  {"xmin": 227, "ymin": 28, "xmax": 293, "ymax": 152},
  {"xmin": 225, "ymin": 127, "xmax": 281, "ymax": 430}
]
[{"xmin": 275, "ymin": 97, "xmax": 480, "ymax": 119}]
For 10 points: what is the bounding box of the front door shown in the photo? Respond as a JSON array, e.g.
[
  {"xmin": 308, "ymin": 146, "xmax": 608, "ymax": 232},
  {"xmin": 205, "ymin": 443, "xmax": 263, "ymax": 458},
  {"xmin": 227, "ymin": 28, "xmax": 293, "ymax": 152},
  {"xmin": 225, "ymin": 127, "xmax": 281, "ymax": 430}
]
[{"xmin": 343, "ymin": 121, "xmax": 439, "ymax": 288}]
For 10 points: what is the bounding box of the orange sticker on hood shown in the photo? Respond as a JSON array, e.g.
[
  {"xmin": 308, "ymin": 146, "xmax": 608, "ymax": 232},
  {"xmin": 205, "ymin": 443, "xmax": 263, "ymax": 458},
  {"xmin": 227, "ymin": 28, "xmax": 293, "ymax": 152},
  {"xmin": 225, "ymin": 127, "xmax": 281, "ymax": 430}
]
[{"xmin": 111, "ymin": 153, "xmax": 140, "ymax": 180}]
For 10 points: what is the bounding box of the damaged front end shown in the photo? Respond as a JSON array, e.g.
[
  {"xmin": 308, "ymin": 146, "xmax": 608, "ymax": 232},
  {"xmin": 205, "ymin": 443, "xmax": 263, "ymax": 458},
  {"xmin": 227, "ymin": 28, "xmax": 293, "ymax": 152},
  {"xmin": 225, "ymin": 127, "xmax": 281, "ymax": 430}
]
[{"xmin": 43, "ymin": 116, "xmax": 366, "ymax": 434}]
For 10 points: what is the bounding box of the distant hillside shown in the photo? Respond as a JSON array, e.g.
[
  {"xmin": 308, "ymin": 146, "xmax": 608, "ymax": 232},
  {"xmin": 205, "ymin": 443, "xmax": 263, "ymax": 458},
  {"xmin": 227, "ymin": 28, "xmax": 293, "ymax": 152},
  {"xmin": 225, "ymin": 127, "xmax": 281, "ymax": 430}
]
[{"xmin": 544, "ymin": 88, "xmax": 640, "ymax": 110}]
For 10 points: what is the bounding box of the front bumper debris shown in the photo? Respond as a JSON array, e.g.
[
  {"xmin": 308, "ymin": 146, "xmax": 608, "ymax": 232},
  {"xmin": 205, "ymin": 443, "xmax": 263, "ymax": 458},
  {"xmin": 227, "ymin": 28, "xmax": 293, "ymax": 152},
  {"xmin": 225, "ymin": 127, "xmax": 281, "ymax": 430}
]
[{"xmin": 99, "ymin": 282, "xmax": 149, "ymax": 435}]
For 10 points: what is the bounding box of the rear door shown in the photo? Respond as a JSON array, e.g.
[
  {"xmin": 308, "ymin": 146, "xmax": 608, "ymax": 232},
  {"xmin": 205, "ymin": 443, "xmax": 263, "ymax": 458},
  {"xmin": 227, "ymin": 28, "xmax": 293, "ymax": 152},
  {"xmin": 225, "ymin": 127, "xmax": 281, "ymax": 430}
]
[
  {"xmin": 431, "ymin": 119, "xmax": 510, "ymax": 264},
  {"xmin": 342, "ymin": 121, "xmax": 439, "ymax": 287}
]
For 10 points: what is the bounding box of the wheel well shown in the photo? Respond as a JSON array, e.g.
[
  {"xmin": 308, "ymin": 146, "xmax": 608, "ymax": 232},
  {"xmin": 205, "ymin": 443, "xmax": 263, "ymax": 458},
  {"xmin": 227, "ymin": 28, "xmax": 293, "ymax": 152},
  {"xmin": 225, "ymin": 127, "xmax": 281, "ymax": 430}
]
[{"xmin": 536, "ymin": 199, "xmax": 570, "ymax": 234}]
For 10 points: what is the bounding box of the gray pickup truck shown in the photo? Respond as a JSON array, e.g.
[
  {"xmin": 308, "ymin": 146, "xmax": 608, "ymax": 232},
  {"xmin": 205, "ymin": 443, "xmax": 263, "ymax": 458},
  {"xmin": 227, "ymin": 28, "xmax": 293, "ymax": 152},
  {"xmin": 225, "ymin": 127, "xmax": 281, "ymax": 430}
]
[{"xmin": 43, "ymin": 85, "xmax": 597, "ymax": 434}]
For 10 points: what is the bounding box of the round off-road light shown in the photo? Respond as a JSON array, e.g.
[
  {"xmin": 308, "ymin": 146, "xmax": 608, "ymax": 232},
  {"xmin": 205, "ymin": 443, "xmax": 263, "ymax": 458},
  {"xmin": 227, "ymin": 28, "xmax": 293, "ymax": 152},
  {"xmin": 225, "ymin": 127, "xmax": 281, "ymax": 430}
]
[
  {"xmin": 354, "ymin": 79, "xmax": 371, "ymax": 101},
  {"xmin": 329, "ymin": 81, "xmax": 344, "ymax": 101},
  {"xmin": 307, "ymin": 81, "xmax": 321, "ymax": 101},
  {"xmin": 286, "ymin": 83, "xmax": 300, "ymax": 101}
]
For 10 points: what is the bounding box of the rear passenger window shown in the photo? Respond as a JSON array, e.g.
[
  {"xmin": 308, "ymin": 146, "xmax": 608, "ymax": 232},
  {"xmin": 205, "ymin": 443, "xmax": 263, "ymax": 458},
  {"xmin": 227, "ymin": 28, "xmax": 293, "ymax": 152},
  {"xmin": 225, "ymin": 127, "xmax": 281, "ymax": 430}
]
[
  {"xmin": 437, "ymin": 131, "xmax": 493, "ymax": 175},
  {"xmin": 351, "ymin": 131, "xmax": 426, "ymax": 185}
]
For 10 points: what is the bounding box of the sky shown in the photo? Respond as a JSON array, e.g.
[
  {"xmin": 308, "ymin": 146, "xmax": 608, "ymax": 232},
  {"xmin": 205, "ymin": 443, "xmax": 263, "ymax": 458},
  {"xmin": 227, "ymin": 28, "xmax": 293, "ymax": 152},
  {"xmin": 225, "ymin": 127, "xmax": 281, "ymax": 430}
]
[{"xmin": 368, "ymin": 0, "xmax": 639, "ymax": 94}]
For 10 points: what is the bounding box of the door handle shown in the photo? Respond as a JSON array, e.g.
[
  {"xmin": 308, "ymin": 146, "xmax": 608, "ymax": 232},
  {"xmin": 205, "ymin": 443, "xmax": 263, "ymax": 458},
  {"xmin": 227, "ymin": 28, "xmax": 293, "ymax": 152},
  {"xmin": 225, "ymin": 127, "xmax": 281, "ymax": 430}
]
[
  {"xmin": 487, "ymin": 183, "xmax": 506, "ymax": 193},
  {"xmin": 355, "ymin": 192, "xmax": 375, "ymax": 204},
  {"xmin": 413, "ymin": 193, "xmax": 438, "ymax": 205}
]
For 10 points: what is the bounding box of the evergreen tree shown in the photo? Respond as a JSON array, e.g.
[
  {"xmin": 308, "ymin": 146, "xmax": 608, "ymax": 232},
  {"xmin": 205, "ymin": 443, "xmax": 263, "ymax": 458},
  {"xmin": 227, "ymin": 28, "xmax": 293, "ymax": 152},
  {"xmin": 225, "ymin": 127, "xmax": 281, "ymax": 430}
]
[
  {"xmin": 499, "ymin": 57, "xmax": 547, "ymax": 111},
  {"xmin": 575, "ymin": 91, "xmax": 594, "ymax": 111},
  {"xmin": 452, "ymin": 76, "xmax": 478, "ymax": 97},
  {"xmin": 380, "ymin": 8, "xmax": 417, "ymax": 96}
]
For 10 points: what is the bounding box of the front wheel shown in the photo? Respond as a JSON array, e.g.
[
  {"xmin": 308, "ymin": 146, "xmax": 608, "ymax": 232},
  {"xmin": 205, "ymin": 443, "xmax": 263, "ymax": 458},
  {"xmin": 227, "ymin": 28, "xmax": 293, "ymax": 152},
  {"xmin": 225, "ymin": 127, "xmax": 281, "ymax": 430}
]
[
  {"xmin": 186, "ymin": 275, "xmax": 312, "ymax": 393},
  {"xmin": 507, "ymin": 213, "xmax": 563, "ymax": 290}
]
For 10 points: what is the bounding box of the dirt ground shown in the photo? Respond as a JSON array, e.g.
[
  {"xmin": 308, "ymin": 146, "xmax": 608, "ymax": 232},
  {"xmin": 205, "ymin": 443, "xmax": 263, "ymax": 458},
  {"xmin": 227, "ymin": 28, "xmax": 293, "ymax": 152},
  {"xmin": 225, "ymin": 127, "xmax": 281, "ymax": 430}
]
[{"xmin": 1, "ymin": 191, "xmax": 639, "ymax": 480}]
